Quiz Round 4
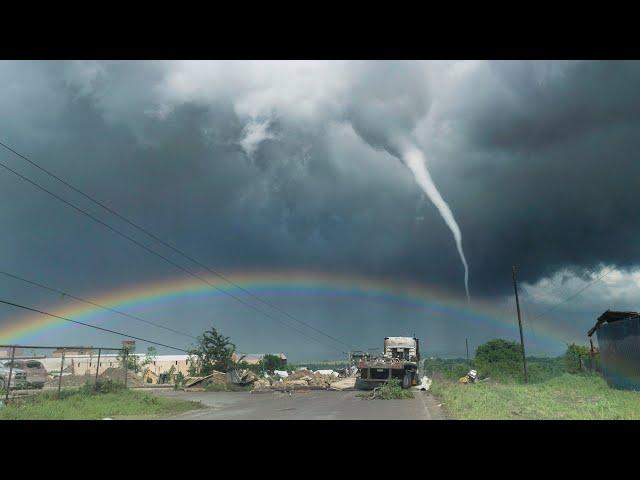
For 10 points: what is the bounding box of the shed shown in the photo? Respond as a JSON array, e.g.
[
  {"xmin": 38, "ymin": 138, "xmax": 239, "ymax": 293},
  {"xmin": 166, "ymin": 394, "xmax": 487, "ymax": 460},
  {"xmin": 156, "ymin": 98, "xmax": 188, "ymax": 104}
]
[{"xmin": 588, "ymin": 310, "xmax": 640, "ymax": 390}]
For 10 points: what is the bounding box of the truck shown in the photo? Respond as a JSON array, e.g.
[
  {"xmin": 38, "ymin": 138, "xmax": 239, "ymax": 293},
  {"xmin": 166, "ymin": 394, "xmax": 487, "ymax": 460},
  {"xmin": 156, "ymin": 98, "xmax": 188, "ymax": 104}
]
[
  {"xmin": 2, "ymin": 360, "xmax": 47, "ymax": 389},
  {"xmin": 355, "ymin": 336, "xmax": 421, "ymax": 390},
  {"xmin": 0, "ymin": 361, "xmax": 28, "ymax": 391}
]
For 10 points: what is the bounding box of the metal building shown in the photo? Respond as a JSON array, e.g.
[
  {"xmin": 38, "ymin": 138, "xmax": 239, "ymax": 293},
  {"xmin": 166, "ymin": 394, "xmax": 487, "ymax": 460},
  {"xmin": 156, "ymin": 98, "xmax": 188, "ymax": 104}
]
[{"xmin": 588, "ymin": 310, "xmax": 640, "ymax": 390}]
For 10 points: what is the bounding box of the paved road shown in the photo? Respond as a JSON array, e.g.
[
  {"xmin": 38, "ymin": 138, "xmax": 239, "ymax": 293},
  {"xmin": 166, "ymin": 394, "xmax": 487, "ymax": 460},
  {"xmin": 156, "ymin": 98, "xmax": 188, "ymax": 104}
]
[{"xmin": 152, "ymin": 389, "xmax": 446, "ymax": 420}]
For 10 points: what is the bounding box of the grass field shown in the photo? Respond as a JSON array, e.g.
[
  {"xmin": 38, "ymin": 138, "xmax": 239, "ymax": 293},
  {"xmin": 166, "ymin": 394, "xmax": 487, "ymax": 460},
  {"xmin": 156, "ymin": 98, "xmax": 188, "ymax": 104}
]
[
  {"xmin": 430, "ymin": 373, "xmax": 640, "ymax": 419},
  {"xmin": 0, "ymin": 387, "xmax": 201, "ymax": 420}
]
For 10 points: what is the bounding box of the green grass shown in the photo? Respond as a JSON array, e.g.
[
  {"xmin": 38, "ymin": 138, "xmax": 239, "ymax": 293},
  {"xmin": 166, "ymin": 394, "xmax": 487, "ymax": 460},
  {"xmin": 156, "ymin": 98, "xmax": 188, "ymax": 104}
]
[
  {"xmin": 430, "ymin": 373, "xmax": 640, "ymax": 419},
  {"xmin": 0, "ymin": 384, "xmax": 201, "ymax": 420},
  {"xmin": 358, "ymin": 378, "xmax": 414, "ymax": 400}
]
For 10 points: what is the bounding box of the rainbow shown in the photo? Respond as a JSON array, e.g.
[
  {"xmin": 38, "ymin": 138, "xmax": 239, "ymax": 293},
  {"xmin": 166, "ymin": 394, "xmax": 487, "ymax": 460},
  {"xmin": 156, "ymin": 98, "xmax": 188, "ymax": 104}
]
[{"xmin": 0, "ymin": 270, "xmax": 581, "ymax": 348}]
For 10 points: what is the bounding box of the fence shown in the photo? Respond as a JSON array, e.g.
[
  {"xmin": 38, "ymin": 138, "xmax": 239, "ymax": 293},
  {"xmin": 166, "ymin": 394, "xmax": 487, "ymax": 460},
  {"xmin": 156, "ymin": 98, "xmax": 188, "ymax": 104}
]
[
  {"xmin": 576, "ymin": 352, "xmax": 602, "ymax": 374},
  {"xmin": 0, "ymin": 344, "xmax": 131, "ymax": 402}
]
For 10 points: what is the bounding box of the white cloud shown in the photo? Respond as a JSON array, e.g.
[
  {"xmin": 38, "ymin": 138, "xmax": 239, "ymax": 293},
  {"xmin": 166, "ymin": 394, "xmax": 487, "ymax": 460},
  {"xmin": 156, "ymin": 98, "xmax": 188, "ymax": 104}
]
[
  {"xmin": 151, "ymin": 60, "xmax": 351, "ymax": 125},
  {"xmin": 519, "ymin": 265, "xmax": 640, "ymax": 313},
  {"xmin": 238, "ymin": 118, "xmax": 276, "ymax": 157}
]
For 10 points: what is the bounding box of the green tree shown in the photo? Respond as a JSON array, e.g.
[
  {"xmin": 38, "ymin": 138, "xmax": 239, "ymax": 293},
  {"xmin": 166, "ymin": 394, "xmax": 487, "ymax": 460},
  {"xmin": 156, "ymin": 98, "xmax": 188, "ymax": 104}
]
[
  {"xmin": 141, "ymin": 346, "xmax": 158, "ymax": 368},
  {"xmin": 118, "ymin": 345, "xmax": 140, "ymax": 373},
  {"xmin": 188, "ymin": 326, "xmax": 236, "ymax": 375},
  {"xmin": 261, "ymin": 354, "xmax": 283, "ymax": 374},
  {"xmin": 564, "ymin": 343, "xmax": 591, "ymax": 373},
  {"xmin": 476, "ymin": 339, "xmax": 521, "ymax": 363},
  {"xmin": 475, "ymin": 339, "xmax": 522, "ymax": 379}
]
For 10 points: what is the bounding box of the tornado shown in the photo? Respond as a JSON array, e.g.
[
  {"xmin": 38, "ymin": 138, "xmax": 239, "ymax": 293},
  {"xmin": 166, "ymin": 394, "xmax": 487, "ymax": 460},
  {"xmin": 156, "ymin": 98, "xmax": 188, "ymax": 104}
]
[{"xmin": 401, "ymin": 143, "xmax": 470, "ymax": 302}]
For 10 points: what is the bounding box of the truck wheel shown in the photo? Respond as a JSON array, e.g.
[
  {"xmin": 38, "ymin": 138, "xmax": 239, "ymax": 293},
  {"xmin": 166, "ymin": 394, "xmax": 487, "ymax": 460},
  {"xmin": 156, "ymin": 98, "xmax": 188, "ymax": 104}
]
[{"xmin": 402, "ymin": 373, "xmax": 411, "ymax": 389}]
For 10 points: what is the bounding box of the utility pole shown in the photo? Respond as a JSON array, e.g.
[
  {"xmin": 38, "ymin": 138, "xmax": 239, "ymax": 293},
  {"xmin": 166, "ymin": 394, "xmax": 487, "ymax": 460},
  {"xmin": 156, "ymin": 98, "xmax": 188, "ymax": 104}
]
[
  {"xmin": 512, "ymin": 266, "xmax": 528, "ymax": 384},
  {"xmin": 465, "ymin": 338, "xmax": 470, "ymax": 366}
]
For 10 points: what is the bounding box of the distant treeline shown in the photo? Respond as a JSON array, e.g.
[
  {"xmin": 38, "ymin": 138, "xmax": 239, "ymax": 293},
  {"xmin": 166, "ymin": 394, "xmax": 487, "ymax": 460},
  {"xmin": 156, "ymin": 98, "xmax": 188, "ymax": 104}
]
[{"xmin": 424, "ymin": 339, "xmax": 600, "ymax": 384}]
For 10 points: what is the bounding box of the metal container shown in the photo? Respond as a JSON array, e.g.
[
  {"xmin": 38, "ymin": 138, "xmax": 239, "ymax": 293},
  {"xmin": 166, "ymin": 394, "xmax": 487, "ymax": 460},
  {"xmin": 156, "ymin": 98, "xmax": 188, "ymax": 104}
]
[{"xmin": 596, "ymin": 315, "xmax": 640, "ymax": 390}]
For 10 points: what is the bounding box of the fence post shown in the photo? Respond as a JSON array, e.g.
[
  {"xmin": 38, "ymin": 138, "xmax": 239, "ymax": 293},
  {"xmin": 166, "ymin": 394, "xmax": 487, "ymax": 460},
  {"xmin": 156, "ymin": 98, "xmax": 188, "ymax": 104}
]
[
  {"xmin": 57, "ymin": 349, "xmax": 66, "ymax": 399},
  {"xmin": 578, "ymin": 355, "xmax": 583, "ymax": 372},
  {"xmin": 94, "ymin": 348, "xmax": 102, "ymax": 389},
  {"xmin": 589, "ymin": 339, "xmax": 595, "ymax": 373},
  {"xmin": 123, "ymin": 349, "xmax": 128, "ymax": 389},
  {"xmin": 465, "ymin": 338, "xmax": 470, "ymax": 367},
  {"xmin": 4, "ymin": 345, "xmax": 16, "ymax": 402}
]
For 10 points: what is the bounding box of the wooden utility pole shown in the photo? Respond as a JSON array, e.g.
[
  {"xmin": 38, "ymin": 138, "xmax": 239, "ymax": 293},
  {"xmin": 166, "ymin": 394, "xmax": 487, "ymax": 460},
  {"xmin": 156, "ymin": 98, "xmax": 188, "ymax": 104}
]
[
  {"xmin": 512, "ymin": 266, "xmax": 529, "ymax": 384},
  {"xmin": 465, "ymin": 338, "xmax": 470, "ymax": 366}
]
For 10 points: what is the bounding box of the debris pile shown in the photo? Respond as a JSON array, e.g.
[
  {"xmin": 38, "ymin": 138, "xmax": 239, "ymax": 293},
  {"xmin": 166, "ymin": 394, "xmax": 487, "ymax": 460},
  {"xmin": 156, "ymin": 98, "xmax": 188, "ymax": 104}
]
[
  {"xmin": 329, "ymin": 377, "xmax": 357, "ymax": 390},
  {"xmin": 183, "ymin": 371, "xmax": 227, "ymax": 390},
  {"xmin": 99, "ymin": 368, "xmax": 145, "ymax": 387},
  {"xmin": 45, "ymin": 375, "xmax": 92, "ymax": 388},
  {"xmin": 458, "ymin": 370, "xmax": 478, "ymax": 384},
  {"xmin": 252, "ymin": 370, "xmax": 349, "ymax": 391},
  {"xmin": 227, "ymin": 369, "xmax": 260, "ymax": 385},
  {"xmin": 413, "ymin": 376, "xmax": 432, "ymax": 391}
]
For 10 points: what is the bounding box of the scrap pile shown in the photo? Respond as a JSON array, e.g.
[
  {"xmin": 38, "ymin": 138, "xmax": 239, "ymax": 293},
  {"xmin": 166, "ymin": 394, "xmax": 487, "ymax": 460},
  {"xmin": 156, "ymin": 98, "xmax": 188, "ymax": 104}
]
[
  {"xmin": 458, "ymin": 370, "xmax": 478, "ymax": 384},
  {"xmin": 213, "ymin": 368, "xmax": 356, "ymax": 391},
  {"xmin": 183, "ymin": 371, "xmax": 227, "ymax": 391},
  {"xmin": 99, "ymin": 367, "xmax": 145, "ymax": 387},
  {"xmin": 45, "ymin": 374, "xmax": 93, "ymax": 388},
  {"xmin": 251, "ymin": 369, "xmax": 356, "ymax": 392}
]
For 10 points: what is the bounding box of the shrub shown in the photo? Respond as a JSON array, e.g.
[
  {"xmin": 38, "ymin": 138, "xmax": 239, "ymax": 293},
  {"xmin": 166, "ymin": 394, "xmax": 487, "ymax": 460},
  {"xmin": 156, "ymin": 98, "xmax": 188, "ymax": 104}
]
[
  {"xmin": 564, "ymin": 343, "xmax": 591, "ymax": 374},
  {"xmin": 359, "ymin": 378, "xmax": 414, "ymax": 400},
  {"xmin": 173, "ymin": 372, "xmax": 185, "ymax": 390},
  {"xmin": 260, "ymin": 354, "xmax": 283, "ymax": 373},
  {"xmin": 476, "ymin": 339, "xmax": 521, "ymax": 364},
  {"xmin": 81, "ymin": 379, "xmax": 125, "ymax": 394},
  {"xmin": 475, "ymin": 339, "xmax": 523, "ymax": 381}
]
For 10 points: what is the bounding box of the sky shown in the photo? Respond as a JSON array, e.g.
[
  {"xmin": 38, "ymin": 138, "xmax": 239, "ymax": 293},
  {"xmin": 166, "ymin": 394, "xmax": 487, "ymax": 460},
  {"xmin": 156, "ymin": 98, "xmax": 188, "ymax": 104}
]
[{"xmin": 1, "ymin": 60, "xmax": 640, "ymax": 360}]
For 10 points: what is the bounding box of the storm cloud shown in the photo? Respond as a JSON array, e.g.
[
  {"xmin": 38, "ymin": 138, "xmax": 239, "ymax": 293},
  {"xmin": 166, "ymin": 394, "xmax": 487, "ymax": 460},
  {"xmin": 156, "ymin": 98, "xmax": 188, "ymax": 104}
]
[{"xmin": 1, "ymin": 60, "xmax": 640, "ymax": 358}]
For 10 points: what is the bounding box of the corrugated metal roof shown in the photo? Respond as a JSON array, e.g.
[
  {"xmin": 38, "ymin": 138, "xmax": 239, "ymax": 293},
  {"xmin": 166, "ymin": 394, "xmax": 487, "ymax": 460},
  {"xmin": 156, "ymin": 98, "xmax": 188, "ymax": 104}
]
[{"xmin": 588, "ymin": 310, "xmax": 640, "ymax": 337}]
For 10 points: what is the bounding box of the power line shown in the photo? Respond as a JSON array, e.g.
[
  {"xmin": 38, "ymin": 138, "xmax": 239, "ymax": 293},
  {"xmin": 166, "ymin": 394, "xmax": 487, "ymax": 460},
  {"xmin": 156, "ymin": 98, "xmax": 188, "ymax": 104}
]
[
  {"xmin": 0, "ymin": 298, "xmax": 188, "ymax": 352},
  {"xmin": 0, "ymin": 269, "xmax": 248, "ymax": 355},
  {"xmin": 3, "ymin": 141, "xmax": 357, "ymax": 350},
  {"xmin": 529, "ymin": 266, "xmax": 614, "ymax": 323},
  {"xmin": 0, "ymin": 140, "xmax": 356, "ymax": 352},
  {"xmin": 0, "ymin": 269, "xmax": 198, "ymax": 341},
  {"xmin": 0, "ymin": 155, "xmax": 346, "ymax": 354}
]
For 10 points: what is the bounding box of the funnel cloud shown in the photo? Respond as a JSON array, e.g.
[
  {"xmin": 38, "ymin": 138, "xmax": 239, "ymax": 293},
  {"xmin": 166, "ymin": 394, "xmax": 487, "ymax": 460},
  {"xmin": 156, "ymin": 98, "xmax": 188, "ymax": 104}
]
[
  {"xmin": 344, "ymin": 61, "xmax": 470, "ymax": 299},
  {"xmin": 400, "ymin": 142, "xmax": 470, "ymax": 301},
  {"xmin": 2, "ymin": 61, "xmax": 640, "ymax": 357}
]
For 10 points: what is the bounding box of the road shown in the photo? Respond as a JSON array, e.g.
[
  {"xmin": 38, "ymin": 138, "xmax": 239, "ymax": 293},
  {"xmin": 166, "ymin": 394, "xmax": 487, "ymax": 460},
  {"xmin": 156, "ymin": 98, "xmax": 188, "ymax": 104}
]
[{"xmin": 152, "ymin": 389, "xmax": 446, "ymax": 420}]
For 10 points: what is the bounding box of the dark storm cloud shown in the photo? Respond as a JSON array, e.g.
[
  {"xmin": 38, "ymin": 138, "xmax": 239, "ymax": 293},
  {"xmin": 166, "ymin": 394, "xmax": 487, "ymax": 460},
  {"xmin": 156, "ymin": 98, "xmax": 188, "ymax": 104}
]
[
  {"xmin": 2, "ymin": 60, "xmax": 640, "ymax": 357},
  {"xmin": 431, "ymin": 60, "xmax": 640, "ymax": 293},
  {"xmin": 3, "ymin": 60, "xmax": 640, "ymax": 296},
  {"xmin": 345, "ymin": 61, "xmax": 431, "ymax": 156}
]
